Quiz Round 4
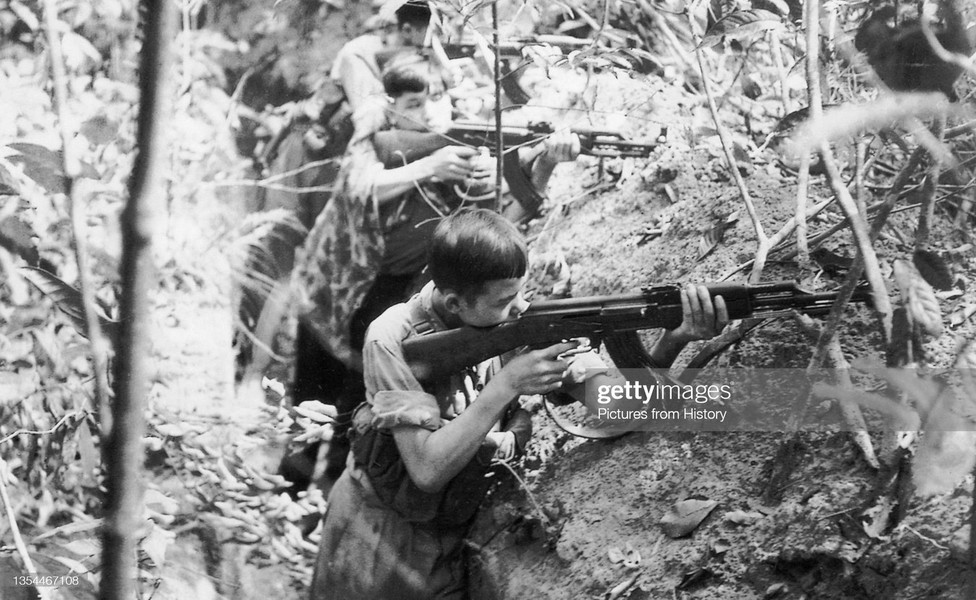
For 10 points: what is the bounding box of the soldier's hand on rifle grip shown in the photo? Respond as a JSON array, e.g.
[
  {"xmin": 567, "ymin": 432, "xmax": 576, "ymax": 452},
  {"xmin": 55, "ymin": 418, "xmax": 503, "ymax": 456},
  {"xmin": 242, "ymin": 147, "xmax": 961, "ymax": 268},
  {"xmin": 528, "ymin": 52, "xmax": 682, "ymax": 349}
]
[
  {"xmin": 426, "ymin": 145, "xmax": 480, "ymax": 183},
  {"xmin": 496, "ymin": 340, "xmax": 579, "ymax": 397},
  {"xmin": 540, "ymin": 129, "xmax": 581, "ymax": 165},
  {"xmin": 671, "ymin": 284, "xmax": 730, "ymax": 343}
]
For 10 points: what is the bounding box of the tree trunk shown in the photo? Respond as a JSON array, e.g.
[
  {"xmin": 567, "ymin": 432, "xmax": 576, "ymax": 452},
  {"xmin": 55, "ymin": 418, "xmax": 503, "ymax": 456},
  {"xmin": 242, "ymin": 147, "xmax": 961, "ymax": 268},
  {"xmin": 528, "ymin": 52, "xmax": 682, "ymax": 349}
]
[{"xmin": 100, "ymin": 2, "xmax": 176, "ymax": 598}]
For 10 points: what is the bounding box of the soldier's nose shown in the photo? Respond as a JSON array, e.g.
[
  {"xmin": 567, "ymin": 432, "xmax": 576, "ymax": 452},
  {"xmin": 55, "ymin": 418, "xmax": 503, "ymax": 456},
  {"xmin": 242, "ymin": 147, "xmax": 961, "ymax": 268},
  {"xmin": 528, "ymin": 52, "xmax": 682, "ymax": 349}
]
[{"xmin": 511, "ymin": 295, "xmax": 530, "ymax": 318}]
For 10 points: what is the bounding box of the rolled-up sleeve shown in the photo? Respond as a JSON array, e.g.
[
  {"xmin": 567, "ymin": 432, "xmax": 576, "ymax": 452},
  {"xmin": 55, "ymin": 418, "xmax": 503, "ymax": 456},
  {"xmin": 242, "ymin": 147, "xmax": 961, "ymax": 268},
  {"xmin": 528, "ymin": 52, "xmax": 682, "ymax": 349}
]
[{"xmin": 363, "ymin": 338, "xmax": 442, "ymax": 431}]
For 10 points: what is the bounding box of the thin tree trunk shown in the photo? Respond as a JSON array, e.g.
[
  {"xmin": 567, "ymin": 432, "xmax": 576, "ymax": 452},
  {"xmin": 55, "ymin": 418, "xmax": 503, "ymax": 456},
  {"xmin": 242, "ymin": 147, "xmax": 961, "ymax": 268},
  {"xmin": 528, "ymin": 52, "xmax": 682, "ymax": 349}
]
[{"xmin": 101, "ymin": 2, "xmax": 176, "ymax": 598}]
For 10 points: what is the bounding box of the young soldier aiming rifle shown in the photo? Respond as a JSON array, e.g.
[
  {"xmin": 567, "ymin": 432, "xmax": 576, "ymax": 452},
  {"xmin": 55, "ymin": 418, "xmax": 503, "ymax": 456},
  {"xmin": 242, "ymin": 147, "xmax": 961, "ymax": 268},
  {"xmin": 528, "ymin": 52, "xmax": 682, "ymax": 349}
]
[{"xmin": 308, "ymin": 208, "xmax": 728, "ymax": 599}]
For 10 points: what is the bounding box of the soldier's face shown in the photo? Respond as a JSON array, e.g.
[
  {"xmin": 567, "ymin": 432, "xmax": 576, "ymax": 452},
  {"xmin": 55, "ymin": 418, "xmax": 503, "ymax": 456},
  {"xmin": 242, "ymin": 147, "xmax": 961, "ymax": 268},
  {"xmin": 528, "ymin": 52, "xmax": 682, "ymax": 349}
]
[
  {"xmin": 390, "ymin": 85, "xmax": 452, "ymax": 133},
  {"xmin": 397, "ymin": 23, "xmax": 428, "ymax": 47},
  {"xmin": 456, "ymin": 276, "xmax": 530, "ymax": 328}
]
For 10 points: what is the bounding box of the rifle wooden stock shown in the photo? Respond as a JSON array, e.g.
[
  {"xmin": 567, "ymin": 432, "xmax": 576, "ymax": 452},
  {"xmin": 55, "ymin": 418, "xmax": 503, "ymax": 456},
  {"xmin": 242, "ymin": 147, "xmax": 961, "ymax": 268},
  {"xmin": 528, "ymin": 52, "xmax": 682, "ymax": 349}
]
[{"xmin": 403, "ymin": 281, "xmax": 872, "ymax": 381}]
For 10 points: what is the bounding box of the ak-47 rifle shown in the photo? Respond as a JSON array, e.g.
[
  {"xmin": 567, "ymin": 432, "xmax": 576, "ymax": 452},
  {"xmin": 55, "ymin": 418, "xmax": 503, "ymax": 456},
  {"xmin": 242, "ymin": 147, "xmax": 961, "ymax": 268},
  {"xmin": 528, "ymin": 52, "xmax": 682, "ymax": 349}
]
[
  {"xmin": 402, "ymin": 281, "xmax": 873, "ymax": 382},
  {"xmin": 373, "ymin": 120, "xmax": 666, "ymax": 206}
]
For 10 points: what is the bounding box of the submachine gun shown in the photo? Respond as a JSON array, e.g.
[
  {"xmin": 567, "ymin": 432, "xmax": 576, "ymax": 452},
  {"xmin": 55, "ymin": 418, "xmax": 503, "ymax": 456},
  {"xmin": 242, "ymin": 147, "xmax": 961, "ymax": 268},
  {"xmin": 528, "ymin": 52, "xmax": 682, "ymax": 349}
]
[
  {"xmin": 402, "ymin": 281, "xmax": 873, "ymax": 381},
  {"xmin": 373, "ymin": 120, "xmax": 666, "ymax": 205}
]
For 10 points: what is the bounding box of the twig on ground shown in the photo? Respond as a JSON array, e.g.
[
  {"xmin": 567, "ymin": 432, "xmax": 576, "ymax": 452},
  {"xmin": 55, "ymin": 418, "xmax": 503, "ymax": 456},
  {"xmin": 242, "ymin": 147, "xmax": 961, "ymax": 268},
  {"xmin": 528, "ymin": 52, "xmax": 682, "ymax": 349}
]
[
  {"xmin": 818, "ymin": 125, "xmax": 893, "ymax": 341},
  {"xmin": 855, "ymin": 138, "xmax": 869, "ymax": 218},
  {"xmin": 805, "ymin": 0, "xmax": 892, "ymax": 343},
  {"xmin": 493, "ymin": 460, "xmax": 550, "ymax": 527},
  {"xmin": 794, "ymin": 314, "xmax": 879, "ymax": 468},
  {"xmin": 808, "ymin": 147, "xmax": 925, "ymax": 368},
  {"xmin": 795, "ymin": 152, "xmax": 813, "ymax": 263},
  {"xmin": 899, "ymin": 524, "xmax": 948, "ymax": 550},
  {"xmin": 42, "ymin": 0, "xmax": 113, "ymax": 438},
  {"xmin": 916, "ymin": 116, "xmax": 945, "ymax": 248}
]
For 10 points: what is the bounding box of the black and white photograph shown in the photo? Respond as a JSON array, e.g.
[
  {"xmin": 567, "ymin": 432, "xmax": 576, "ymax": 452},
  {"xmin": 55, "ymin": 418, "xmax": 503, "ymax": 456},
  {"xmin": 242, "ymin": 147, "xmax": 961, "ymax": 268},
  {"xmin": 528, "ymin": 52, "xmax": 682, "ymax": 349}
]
[{"xmin": 1, "ymin": 0, "xmax": 976, "ymax": 598}]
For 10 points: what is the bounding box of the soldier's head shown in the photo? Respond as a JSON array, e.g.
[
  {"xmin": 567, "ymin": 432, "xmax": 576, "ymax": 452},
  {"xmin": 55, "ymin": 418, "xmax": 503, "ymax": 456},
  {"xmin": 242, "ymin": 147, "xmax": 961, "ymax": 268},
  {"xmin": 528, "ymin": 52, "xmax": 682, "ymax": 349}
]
[
  {"xmin": 382, "ymin": 54, "xmax": 451, "ymax": 132},
  {"xmin": 394, "ymin": 1, "xmax": 431, "ymax": 47},
  {"xmin": 428, "ymin": 208, "xmax": 530, "ymax": 328}
]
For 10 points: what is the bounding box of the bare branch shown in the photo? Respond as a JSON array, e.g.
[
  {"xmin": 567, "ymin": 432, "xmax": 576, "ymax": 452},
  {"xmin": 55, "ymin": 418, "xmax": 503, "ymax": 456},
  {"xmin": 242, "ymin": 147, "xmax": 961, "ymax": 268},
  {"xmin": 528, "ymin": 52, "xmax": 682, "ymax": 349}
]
[
  {"xmin": 919, "ymin": 14, "xmax": 976, "ymax": 78},
  {"xmin": 41, "ymin": 0, "xmax": 112, "ymax": 439},
  {"xmin": 916, "ymin": 116, "xmax": 945, "ymax": 247},
  {"xmin": 690, "ymin": 16, "xmax": 769, "ymax": 283}
]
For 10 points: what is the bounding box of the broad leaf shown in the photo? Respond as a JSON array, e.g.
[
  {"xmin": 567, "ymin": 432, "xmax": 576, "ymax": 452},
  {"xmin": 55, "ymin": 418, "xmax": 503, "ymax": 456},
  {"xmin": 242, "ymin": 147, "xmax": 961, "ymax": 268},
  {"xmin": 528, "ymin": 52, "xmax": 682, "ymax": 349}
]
[
  {"xmin": 0, "ymin": 214, "xmax": 39, "ymax": 265},
  {"xmin": 0, "ymin": 163, "xmax": 20, "ymax": 195},
  {"xmin": 20, "ymin": 267, "xmax": 119, "ymax": 342},
  {"xmin": 76, "ymin": 420, "xmax": 99, "ymax": 487},
  {"xmin": 6, "ymin": 142, "xmax": 69, "ymax": 194},
  {"xmin": 79, "ymin": 114, "xmax": 119, "ymax": 146},
  {"xmin": 699, "ymin": 9, "xmax": 784, "ymax": 49},
  {"xmin": 893, "ymin": 259, "xmax": 943, "ymax": 337},
  {"xmin": 697, "ymin": 212, "xmax": 739, "ymax": 261}
]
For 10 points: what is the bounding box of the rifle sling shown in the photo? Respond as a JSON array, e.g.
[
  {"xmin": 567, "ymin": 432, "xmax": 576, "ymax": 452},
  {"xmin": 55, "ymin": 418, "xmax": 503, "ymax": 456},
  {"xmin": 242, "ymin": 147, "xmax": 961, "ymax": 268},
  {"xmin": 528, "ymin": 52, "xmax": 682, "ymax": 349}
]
[
  {"xmin": 502, "ymin": 152, "xmax": 546, "ymax": 215},
  {"xmin": 543, "ymin": 395, "xmax": 628, "ymax": 440}
]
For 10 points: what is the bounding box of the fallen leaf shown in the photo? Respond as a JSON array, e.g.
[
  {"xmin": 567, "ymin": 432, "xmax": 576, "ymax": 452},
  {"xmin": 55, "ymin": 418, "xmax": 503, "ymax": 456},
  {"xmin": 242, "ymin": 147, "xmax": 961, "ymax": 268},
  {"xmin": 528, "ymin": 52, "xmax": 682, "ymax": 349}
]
[
  {"xmin": 894, "ymin": 260, "xmax": 943, "ymax": 337},
  {"xmin": 697, "ymin": 212, "xmax": 739, "ymax": 261},
  {"xmin": 711, "ymin": 538, "xmax": 732, "ymax": 554},
  {"xmin": 139, "ymin": 522, "xmax": 175, "ymax": 568},
  {"xmin": 660, "ymin": 498, "xmax": 719, "ymax": 538},
  {"xmin": 810, "ymin": 247, "xmax": 853, "ymax": 276},
  {"xmin": 605, "ymin": 574, "xmax": 638, "ymax": 600},
  {"xmin": 913, "ymin": 249, "xmax": 954, "ymax": 291},
  {"xmin": 295, "ymin": 400, "xmax": 338, "ymax": 422},
  {"xmin": 662, "ymin": 183, "xmax": 678, "ymax": 204},
  {"xmin": 154, "ymin": 423, "xmax": 189, "ymax": 438},
  {"xmin": 676, "ymin": 566, "xmax": 714, "ymax": 590},
  {"xmin": 949, "ymin": 304, "xmax": 976, "ymax": 327},
  {"xmin": 262, "ymin": 376, "xmax": 286, "ymax": 398},
  {"xmin": 724, "ymin": 509, "xmax": 764, "ymax": 525}
]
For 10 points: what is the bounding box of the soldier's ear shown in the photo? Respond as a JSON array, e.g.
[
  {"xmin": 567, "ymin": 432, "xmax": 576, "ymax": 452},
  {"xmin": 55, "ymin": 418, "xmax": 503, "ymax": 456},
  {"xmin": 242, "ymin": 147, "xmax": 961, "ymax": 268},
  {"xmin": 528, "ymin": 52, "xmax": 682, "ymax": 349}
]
[{"xmin": 441, "ymin": 289, "xmax": 464, "ymax": 315}]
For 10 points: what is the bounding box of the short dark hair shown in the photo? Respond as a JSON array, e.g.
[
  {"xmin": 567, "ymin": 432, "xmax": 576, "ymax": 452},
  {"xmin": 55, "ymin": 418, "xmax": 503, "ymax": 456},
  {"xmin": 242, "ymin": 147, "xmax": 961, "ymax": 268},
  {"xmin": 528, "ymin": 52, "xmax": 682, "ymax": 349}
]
[
  {"xmin": 381, "ymin": 53, "xmax": 429, "ymax": 97},
  {"xmin": 395, "ymin": 1, "xmax": 431, "ymax": 29},
  {"xmin": 428, "ymin": 208, "xmax": 528, "ymax": 298}
]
